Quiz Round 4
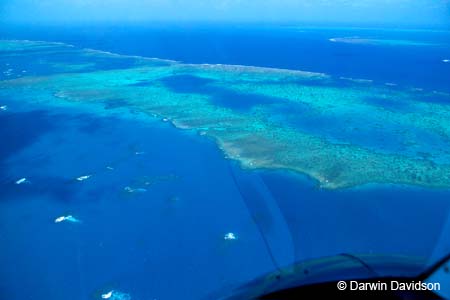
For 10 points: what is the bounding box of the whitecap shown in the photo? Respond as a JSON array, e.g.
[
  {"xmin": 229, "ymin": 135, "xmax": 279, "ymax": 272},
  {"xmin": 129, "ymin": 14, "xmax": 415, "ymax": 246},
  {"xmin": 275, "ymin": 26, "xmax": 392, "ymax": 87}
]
[
  {"xmin": 224, "ymin": 232, "xmax": 237, "ymax": 240},
  {"xmin": 124, "ymin": 186, "xmax": 147, "ymax": 193},
  {"xmin": 54, "ymin": 215, "xmax": 81, "ymax": 223},
  {"xmin": 101, "ymin": 291, "xmax": 113, "ymax": 299},
  {"xmin": 15, "ymin": 177, "xmax": 28, "ymax": 185},
  {"xmin": 76, "ymin": 174, "xmax": 92, "ymax": 181},
  {"xmin": 101, "ymin": 290, "xmax": 131, "ymax": 300},
  {"xmin": 54, "ymin": 216, "xmax": 66, "ymax": 223}
]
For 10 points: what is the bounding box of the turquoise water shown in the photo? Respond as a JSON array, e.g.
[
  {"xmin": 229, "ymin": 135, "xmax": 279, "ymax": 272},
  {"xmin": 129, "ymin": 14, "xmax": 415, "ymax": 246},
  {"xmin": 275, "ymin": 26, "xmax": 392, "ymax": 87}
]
[{"xmin": 1, "ymin": 26, "xmax": 450, "ymax": 300}]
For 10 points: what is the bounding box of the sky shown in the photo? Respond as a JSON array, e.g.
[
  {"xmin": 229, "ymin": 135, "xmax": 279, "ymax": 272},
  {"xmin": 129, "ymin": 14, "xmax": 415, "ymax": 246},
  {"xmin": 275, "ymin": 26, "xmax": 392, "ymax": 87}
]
[{"xmin": 0, "ymin": 0, "xmax": 449, "ymax": 27}]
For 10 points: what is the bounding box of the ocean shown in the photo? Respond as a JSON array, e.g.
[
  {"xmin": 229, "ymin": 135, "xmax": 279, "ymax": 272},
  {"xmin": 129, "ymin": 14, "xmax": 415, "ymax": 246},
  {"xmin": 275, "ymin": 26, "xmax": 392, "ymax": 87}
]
[{"xmin": 0, "ymin": 23, "xmax": 450, "ymax": 300}]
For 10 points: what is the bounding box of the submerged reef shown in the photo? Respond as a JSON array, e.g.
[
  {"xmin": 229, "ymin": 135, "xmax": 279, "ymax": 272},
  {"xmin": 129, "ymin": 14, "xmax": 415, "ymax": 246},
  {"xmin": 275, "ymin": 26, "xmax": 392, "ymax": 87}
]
[{"xmin": 1, "ymin": 40, "xmax": 450, "ymax": 189}]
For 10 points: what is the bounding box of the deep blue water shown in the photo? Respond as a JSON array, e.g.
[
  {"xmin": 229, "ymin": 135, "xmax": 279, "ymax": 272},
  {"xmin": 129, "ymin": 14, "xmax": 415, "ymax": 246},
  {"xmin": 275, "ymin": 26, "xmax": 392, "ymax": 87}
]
[
  {"xmin": 0, "ymin": 100, "xmax": 276, "ymax": 300},
  {"xmin": 1, "ymin": 24, "xmax": 450, "ymax": 300}
]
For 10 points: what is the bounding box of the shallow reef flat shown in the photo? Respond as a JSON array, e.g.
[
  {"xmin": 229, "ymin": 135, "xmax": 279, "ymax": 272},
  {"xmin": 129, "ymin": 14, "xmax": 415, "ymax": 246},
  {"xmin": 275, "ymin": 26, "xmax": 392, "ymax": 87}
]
[{"xmin": 1, "ymin": 40, "xmax": 450, "ymax": 189}]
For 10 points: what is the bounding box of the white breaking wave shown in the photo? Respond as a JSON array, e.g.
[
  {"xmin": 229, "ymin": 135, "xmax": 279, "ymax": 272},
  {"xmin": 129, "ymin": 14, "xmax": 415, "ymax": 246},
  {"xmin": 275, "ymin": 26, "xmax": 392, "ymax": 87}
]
[
  {"xmin": 54, "ymin": 215, "xmax": 81, "ymax": 223},
  {"xmin": 76, "ymin": 174, "xmax": 92, "ymax": 181},
  {"xmin": 15, "ymin": 177, "xmax": 28, "ymax": 185}
]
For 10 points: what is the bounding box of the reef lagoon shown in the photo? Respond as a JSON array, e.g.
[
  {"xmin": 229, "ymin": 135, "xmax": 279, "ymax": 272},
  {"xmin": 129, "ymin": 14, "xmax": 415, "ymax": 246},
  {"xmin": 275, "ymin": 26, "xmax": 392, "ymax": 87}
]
[{"xmin": 1, "ymin": 26, "xmax": 450, "ymax": 300}]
